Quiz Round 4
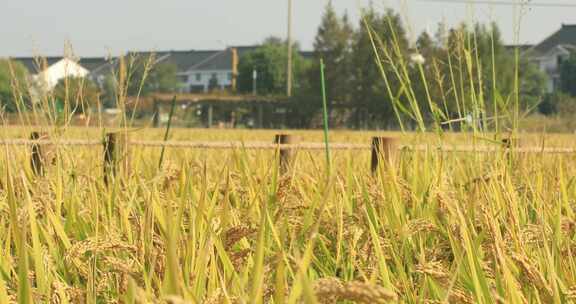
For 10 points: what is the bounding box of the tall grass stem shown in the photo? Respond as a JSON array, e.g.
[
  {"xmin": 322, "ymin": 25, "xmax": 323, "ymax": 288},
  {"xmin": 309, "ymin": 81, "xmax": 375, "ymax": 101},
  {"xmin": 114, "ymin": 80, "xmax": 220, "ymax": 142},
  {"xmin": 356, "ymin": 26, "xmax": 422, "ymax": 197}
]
[
  {"xmin": 320, "ymin": 59, "xmax": 331, "ymax": 175},
  {"xmin": 158, "ymin": 95, "xmax": 177, "ymax": 170}
]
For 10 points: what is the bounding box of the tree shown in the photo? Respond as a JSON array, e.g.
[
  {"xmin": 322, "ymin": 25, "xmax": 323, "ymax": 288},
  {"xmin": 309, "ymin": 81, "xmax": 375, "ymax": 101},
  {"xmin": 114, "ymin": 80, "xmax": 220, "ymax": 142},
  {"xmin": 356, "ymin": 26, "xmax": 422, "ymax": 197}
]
[
  {"xmin": 413, "ymin": 30, "xmax": 451, "ymax": 127},
  {"xmin": 560, "ymin": 52, "xmax": 576, "ymax": 96},
  {"xmin": 53, "ymin": 77, "xmax": 100, "ymax": 114},
  {"xmin": 126, "ymin": 55, "xmax": 179, "ymax": 96},
  {"xmin": 208, "ymin": 74, "xmax": 220, "ymax": 91},
  {"xmin": 350, "ymin": 7, "xmax": 409, "ymax": 128},
  {"xmin": 298, "ymin": 2, "xmax": 354, "ymax": 126},
  {"xmin": 353, "ymin": 17, "xmax": 545, "ymax": 131},
  {"xmin": 313, "ymin": 4, "xmax": 354, "ymax": 97},
  {"xmin": 101, "ymin": 73, "xmax": 118, "ymax": 108},
  {"xmin": 538, "ymin": 92, "xmax": 576, "ymax": 116},
  {"xmin": 430, "ymin": 22, "xmax": 530, "ymax": 124},
  {"xmin": 237, "ymin": 37, "xmax": 308, "ymax": 95},
  {"xmin": 518, "ymin": 57, "xmax": 547, "ymax": 109},
  {"xmin": 146, "ymin": 62, "xmax": 179, "ymax": 94},
  {"xmin": 0, "ymin": 59, "xmax": 30, "ymax": 112},
  {"xmin": 416, "ymin": 31, "xmax": 435, "ymax": 59}
]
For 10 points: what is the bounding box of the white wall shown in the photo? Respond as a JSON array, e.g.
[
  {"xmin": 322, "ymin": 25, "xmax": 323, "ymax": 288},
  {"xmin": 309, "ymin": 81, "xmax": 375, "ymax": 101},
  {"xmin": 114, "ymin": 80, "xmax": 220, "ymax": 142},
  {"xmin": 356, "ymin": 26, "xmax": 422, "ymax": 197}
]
[
  {"xmin": 536, "ymin": 47, "xmax": 570, "ymax": 93},
  {"xmin": 178, "ymin": 70, "xmax": 233, "ymax": 92},
  {"xmin": 34, "ymin": 58, "xmax": 89, "ymax": 92}
]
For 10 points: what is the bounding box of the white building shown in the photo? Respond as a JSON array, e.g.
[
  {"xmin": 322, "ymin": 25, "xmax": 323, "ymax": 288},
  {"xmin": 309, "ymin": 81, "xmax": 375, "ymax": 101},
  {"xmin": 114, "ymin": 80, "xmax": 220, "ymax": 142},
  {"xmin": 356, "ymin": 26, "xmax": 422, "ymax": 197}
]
[
  {"xmin": 530, "ymin": 24, "xmax": 576, "ymax": 92},
  {"xmin": 33, "ymin": 58, "xmax": 89, "ymax": 92},
  {"xmin": 136, "ymin": 47, "xmax": 251, "ymax": 93},
  {"xmin": 13, "ymin": 46, "xmax": 312, "ymax": 96},
  {"xmin": 176, "ymin": 49, "xmax": 236, "ymax": 93},
  {"xmin": 13, "ymin": 56, "xmax": 110, "ymax": 97},
  {"xmin": 178, "ymin": 69, "xmax": 234, "ymax": 93}
]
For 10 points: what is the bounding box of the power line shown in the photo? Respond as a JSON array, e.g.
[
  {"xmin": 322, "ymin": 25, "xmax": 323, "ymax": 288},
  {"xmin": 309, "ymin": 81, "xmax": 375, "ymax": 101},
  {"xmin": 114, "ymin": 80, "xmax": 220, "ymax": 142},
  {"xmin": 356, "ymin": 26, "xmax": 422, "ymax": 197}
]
[{"xmin": 416, "ymin": 0, "xmax": 576, "ymax": 8}]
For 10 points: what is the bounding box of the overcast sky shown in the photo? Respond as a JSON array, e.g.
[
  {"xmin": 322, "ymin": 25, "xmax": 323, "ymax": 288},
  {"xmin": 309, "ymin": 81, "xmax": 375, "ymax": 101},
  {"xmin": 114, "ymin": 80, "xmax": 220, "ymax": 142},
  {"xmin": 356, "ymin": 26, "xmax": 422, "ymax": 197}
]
[{"xmin": 1, "ymin": 0, "xmax": 575, "ymax": 57}]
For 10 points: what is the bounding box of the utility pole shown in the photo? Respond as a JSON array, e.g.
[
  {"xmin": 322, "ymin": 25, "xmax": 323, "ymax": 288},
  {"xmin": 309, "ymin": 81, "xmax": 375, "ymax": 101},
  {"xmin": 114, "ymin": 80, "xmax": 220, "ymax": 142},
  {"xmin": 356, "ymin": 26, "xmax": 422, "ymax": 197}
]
[
  {"xmin": 252, "ymin": 69, "xmax": 258, "ymax": 96},
  {"xmin": 286, "ymin": 0, "xmax": 293, "ymax": 97}
]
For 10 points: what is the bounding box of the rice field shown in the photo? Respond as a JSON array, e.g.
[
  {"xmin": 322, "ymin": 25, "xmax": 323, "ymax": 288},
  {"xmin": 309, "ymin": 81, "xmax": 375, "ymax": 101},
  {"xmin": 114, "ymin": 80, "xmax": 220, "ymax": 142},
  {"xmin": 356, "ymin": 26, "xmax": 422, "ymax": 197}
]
[{"xmin": 0, "ymin": 127, "xmax": 575, "ymax": 303}]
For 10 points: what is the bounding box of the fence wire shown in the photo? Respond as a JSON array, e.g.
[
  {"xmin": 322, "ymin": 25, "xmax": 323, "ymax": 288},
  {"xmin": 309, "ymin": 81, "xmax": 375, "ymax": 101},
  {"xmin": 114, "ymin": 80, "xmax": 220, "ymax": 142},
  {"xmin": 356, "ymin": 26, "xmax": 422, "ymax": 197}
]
[{"xmin": 1, "ymin": 138, "xmax": 576, "ymax": 154}]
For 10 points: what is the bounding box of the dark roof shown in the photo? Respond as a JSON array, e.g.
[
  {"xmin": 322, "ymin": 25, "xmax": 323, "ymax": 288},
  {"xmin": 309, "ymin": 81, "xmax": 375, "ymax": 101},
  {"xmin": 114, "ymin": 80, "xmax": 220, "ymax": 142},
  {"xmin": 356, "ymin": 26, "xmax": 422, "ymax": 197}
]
[
  {"xmin": 533, "ymin": 24, "xmax": 576, "ymax": 55},
  {"xmin": 177, "ymin": 50, "xmax": 228, "ymax": 71},
  {"xmin": 146, "ymin": 46, "xmax": 312, "ymax": 73},
  {"xmin": 129, "ymin": 46, "xmax": 260, "ymax": 73},
  {"xmin": 11, "ymin": 56, "xmax": 112, "ymax": 74},
  {"xmin": 11, "ymin": 57, "xmax": 63, "ymax": 73},
  {"xmin": 233, "ymin": 45, "xmax": 260, "ymax": 56},
  {"xmin": 157, "ymin": 50, "xmax": 219, "ymax": 71},
  {"xmin": 78, "ymin": 57, "xmax": 111, "ymax": 71},
  {"xmin": 183, "ymin": 46, "xmax": 259, "ymax": 71},
  {"xmin": 129, "ymin": 49, "xmax": 223, "ymax": 72},
  {"xmin": 504, "ymin": 44, "xmax": 534, "ymax": 53},
  {"xmin": 300, "ymin": 51, "xmax": 315, "ymax": 60},
  {"xmin": 10, "ymin": 45, "xmax": 313, "ymax": 76}
]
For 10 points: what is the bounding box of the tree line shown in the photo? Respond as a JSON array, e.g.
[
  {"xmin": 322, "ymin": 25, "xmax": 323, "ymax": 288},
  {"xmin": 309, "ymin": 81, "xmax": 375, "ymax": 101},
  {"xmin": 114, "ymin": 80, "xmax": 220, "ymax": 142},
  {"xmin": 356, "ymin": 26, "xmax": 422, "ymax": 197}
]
[
  {"xmin": 228, "ymin": 3, "xmax": 554, "ymax": 129},
  {"xmin": 266, "ymin": 3, "xmax": 550, "ymax": 129},
  {"xmin": 4, "ymin": 3, "xmax": 576, "ymax": 130}
]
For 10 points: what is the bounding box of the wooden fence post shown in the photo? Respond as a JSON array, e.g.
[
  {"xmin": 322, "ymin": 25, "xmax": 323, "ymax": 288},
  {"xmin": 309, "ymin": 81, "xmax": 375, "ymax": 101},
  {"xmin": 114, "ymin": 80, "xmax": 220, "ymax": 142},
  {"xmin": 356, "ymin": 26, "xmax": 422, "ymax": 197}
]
[
  {"xmin": 502, "ymin": 137, "xmax": 523, "ymax": 164},
  {"xmin": 502, "ymin": 137, "xmax": 522, "ymax": 149},
  {"xmin": 274, "ymin": 134, "xmax": 298, "ymax": 175},
  {"xmin": 30, "ymin": 132, "xmax": 52, "ymax": 176},
  {"xmin": 371, "ymin": 137, "xmax": 398, "ymax": 175},
  {"xmin": 502, "ymin": 138, "xmax": 513, "ymax": 149},
  {"xmin": 207, "ymin": 104, "xmax": 213, "ymax": 128},
  {"xmin": 153, "ymin": 100, "xmax": 160, "ymax": 128},
  {"xmin": 104, "ymin": 132, "xmax": 129, "ymax": 185}
]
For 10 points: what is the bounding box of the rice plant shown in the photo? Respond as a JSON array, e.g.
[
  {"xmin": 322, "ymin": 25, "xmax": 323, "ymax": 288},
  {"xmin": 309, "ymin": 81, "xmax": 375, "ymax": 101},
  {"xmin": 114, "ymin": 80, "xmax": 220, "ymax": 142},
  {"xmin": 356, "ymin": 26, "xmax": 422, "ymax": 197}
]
[{"xmin": 0, "ymin": 3, "xmax": 575, "ymax": 304}]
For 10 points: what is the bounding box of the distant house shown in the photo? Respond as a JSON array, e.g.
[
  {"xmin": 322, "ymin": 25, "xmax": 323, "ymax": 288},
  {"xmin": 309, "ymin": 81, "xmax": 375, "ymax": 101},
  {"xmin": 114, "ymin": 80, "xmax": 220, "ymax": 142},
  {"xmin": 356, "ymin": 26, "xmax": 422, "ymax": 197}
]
[
  {"xmin": 530, "ymin": 24, "xmax": 576, "ymax": 92},
  {"xmin": 131, "ymin": 46, "xmax": 258, "ymax": 93},
  {"xmin": 12, "ymin": 45, "xmax": 312, "ymax": 96},
  {"xmin": 13, "ymin": 56, "xmax": 111, "ymax": 96},
  {"xmin": 132, "ymin": 46, "xmax": 317, "ymax": 93}
]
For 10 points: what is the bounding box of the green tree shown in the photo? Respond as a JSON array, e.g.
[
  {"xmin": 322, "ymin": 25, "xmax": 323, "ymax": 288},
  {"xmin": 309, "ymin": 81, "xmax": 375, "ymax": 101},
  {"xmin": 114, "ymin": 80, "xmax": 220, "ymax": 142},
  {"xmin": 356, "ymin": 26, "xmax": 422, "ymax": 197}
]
[
  {"xmin": 53, "ymin": 77, "xmax": 100, "ymax": 114},
  {"xmin": 237, "ymin": 37, "xmax": 308, "ymax": 95},
  {"xmin": 359, "ymin": 17, "xmax": 545, "ymax": 131},
  {"xmin": 351, "ymin": 7, "xmax": 409, "ymax": 128},
  {"xmin": 432, "ymin": 23, "xmax": 526, "ymax": 125},
  {"xmin": 311, "ymin": 1, "xmax": 354, "ymax": 103},
  {"xmin": 416, "ymin": 31, "xmax": 436, "ymax": 59},
  {"xmin": 146, "ymin": 62, "xmax": 179, "ymax": 93},
  {"xmin": 425, "ymin": 22, "xmax": 547, "ymax": 131},
  {"xmin": 518, "ymin": 57, "xmax": 547, "ymax": 109},
  {"xmin": 208, "ymin": 74, "xmax": 220, "ymax": 91},
  {"xmin": 413, "ymin": 30, "xmax": 450, "ymax": 127},
  {"xmin": 127, "ymin": 55, "xmax": 179, "ymax": 96},
  {"xmin": 560, "ymin": 52, "xmax": 576, "ymax": 96},
  {"xmin": 101, "ymin": 74, "xmax": 118, "ymax": 108},
  {"xmin": 538, "ymin": 92, "xmax": 576, "ymax": 116},
  {"xmin": 0, "ymin": 59, "xmax": 30, "ymax": 112},
  {"xmin": 297, "ymin": 2, "xmax": 354, "ymax": 126}
]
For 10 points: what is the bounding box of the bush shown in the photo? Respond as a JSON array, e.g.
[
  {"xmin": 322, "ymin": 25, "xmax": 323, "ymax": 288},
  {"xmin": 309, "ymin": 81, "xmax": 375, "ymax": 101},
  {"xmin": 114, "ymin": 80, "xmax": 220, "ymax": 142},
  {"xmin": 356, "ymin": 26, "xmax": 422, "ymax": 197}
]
[
  {"xmin": 53, "ymin": 77, "xmax": 101, "ymax": 114},
  {"xmin": 538, "ymin": 92, "xmax": 576, "ymax": 117},
  {"xmin": 0, "ymin": 59, "xmax": 30, "ymax": 112}
]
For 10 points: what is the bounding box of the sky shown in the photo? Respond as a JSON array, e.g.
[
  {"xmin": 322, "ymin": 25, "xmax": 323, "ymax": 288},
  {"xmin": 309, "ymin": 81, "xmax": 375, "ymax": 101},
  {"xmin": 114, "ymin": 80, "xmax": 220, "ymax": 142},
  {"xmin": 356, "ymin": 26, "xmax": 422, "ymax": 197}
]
[{"xmin": 1, "ymin": 0, "xmax": 575, "ymax": 57}]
